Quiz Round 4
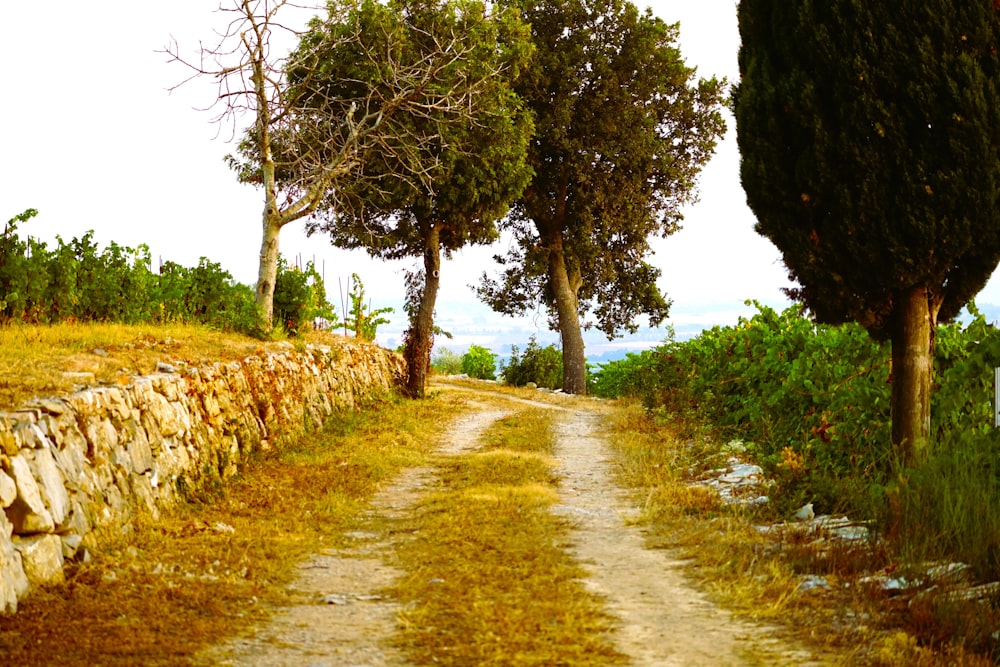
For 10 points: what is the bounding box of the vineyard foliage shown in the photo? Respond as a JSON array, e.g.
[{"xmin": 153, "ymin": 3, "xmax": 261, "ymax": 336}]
[
  {"xmin": 0, "ymin": 209, "xmax": 334, "ymax": 337},
  {"xmin": 592, "ymin": 301, "xmax": 1000, "ymax": 578}
]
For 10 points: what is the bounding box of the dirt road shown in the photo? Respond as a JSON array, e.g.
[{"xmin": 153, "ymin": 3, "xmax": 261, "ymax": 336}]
[{"xmin": 201, "ymin": 383, "xmax": 833, "ymax": 666}]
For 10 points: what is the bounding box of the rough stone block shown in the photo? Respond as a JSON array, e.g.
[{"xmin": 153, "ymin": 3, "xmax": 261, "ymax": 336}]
[
  {"xmin": 0, "ymin": 513, "xmax": 28, "ymax": 615},
  {"xmin": 125, "ymin": 419, "xmax": 154, "ymax": 474},
  {"xmin": 4, "ymin": 454, "xmax": 55, "ymax": 534},
  {"xmin": 85, "ymin": 418, "xmax": 119, "ymax": 457},
  {"xmin": 14, "ymin": 534, "xmax": 64, "ymax": 585},
  {"xmin": 26, "ymin": 447, "xmax": 71, "ymax": 529},
  {"xmin": 0, "ymin": 470, "xmax": 16, "ymax": 508}
]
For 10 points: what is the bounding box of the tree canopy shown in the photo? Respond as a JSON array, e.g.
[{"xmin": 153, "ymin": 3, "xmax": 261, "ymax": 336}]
[
  {"xmin": 296, "ymin": 0, "xmax": 534, "ymax": 396},
  {"xmin": 478, "ymin": 0, "xmax": 726, "ymax": 394},
  {"xmin": 173, "ymin": 0, "xmax": 517, "ymax": 331},
  {"xmin": 734, "ymin": 0, "xmax": 1000, "ymax": 461}
]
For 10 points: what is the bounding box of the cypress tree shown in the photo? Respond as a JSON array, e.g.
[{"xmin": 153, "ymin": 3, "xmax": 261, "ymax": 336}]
[{"xmin": 734, "ymin": 1, "xmax": 1000, "ymax": 463}]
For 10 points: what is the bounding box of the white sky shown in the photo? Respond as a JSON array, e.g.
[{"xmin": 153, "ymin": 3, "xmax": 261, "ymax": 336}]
[{"xmin": 3, "ymin": 1, "xmax": 999, "ymax": 328}]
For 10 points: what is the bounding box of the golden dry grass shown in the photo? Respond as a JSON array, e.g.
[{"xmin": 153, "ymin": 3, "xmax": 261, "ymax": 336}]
[
  {"xmin": 386, "ymin": 405, "xmax": 627, "ymax": 666},
  {"xmin": 0, "ymin": 321, "xmax": 355, "ymax": 410},
  {"xmin": 0, "ymin": 389, "xmax": 468, "ymax": 665},
  {"xmin": 603, "ymin": 400, "xmax": 996, "ymax": 667}
]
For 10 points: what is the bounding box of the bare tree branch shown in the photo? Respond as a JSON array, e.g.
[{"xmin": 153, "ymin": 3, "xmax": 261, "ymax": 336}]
[{"xmin": 164, "ymin": 0, "xmax": 517, "ymax": 326}]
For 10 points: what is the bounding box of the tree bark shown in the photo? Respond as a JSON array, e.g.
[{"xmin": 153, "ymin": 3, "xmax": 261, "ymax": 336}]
[
  {"xmin": 404, "ymin": 222, "xmax": 442, "ymax": 398},
  {"xmin": 890, "ymin": 285, "xmax": 938, "ymax": 465},
  {"xmin": 255, "ymin": 210, "xmax": 281, "ymax": 327},
  {"xmin": 547, "ymin": 232, "xmax": 587, "ymax": 394}
]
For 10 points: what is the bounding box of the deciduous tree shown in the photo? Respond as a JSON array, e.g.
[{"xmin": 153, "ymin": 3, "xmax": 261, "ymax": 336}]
[
  {"xmin": 165, "ymin": 0, "xmax": 510, "ymax": 332},
  {"xmin": 478, "ymin": 0, "xmax": 726, "ymax": 394},
  {"xmin": 734, "ymin": 0, "xmax": 1000, "ymax": 463}
]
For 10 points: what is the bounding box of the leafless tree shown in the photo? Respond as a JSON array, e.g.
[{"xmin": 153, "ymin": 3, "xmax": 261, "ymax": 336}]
[{"xmin": 163, "ymin": 0, "xmax": 506, "ymax": 328}]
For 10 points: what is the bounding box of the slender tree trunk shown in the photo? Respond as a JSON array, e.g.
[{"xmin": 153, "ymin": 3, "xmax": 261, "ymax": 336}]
[
  {"xmin": 547, "ymin": 232, "xmax": 587, "ymax": 394},
  {"xmin": 256, "ymin": 209, "xmax": 281, "ymax": 327},
  {"xmin": 250, "ymin": 34, "xmax": 280, "ymax": 331},
  {"xmin": 890, "ymin": 285, "xmax": 938, "ymax": 465},
  {"xmin": 404, "ymin": 222, "xmax": 441, "ymax": 398}
]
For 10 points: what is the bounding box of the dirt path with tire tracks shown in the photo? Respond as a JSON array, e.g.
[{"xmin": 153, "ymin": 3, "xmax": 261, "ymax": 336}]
[{"xmin": 200, "ymin": 382, "xmax": 835, "ymax": 665}]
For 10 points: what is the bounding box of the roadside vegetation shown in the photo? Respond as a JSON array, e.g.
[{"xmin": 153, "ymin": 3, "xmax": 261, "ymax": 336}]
[
  {"xmin": 0, "ymin": 209, "xmax": 334, "ymax": 338},
  {"xmin": 594, "ymin": 301, "xmax": 1000, "ymax": 664}
]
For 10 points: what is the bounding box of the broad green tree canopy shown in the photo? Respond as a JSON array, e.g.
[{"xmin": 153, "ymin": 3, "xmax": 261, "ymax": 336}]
[{"xmin": 479, "ymin": 0, "xmax": 726, "ymax": 393}]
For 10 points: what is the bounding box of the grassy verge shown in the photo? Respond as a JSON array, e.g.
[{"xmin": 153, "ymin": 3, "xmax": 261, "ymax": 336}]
[
  {"xmin": 0, "ymin": 321, "xmax": 350, "ymax": 410},
  {"xmin": 604, "ymin": 401, "xmax": 995, "ymax": 667},
  {"xmin": 0, "ymin": 391, "xmax": 467, "ymax": 666},
  {"xmin": 387, "ymin": 406, "xmax": 627, "ymax": 666}
]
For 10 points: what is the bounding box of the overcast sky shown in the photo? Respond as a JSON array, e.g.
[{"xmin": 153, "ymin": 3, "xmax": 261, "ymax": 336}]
[{"xmin": 3, "ymin": 1, "xmax": 998, "ymax": 331}]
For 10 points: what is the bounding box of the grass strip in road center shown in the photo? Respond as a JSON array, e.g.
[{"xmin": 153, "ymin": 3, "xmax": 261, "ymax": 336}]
[{"xmin": 387, "ymin": 407, "xmax": 627, "ymax": 666}]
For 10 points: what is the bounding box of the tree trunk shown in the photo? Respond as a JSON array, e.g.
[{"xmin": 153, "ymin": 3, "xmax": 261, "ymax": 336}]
[
  {"xmin": 547, "ymin": 232, "xmax": 587, "ymax": 394},
  {"xmin": 255, "ymin": 210, "xmax": 281, "ymax": 328},
  {"xmin": 890, "ymin": 285, "xmax": 938, "ymax": 465},
  {"xmin": 404, "ymin": 222, "xmax": 441, "ymax": 398}
]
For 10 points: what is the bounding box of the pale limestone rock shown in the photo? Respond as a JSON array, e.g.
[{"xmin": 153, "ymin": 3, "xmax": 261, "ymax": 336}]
[
  {"xmin": 5, "ymin": 454, "xmax": 54, "ymax": 534},
  {"xmin": 18, "ymin": 422, "xmax": 49, "ymax": 449},
  {"xmin": 160, "ymin": 401, "xmax": 192, "ymax": 438},
  {"xmin": 53, "ymin": 415, "xmax": 89, "ymax": 458},
  {"xmin": 51, "ymin": 437, "xmax": 88, "ymax": 491},
  {"xmin": 34, "ymin": 398, "xmax": 69, "ymax": 416},
  {"xmin": 86, "ymin": 418, "xmax": 119, "ymax": 457},
  {"xmin": 122, "ymin": 418, "xmax": 153, "ymax": 474},
  {"xmin": 14, "ymin": 534, "xmax": 64, "ymax": 585},
  {"xmin": 60, "ymin": 533, "xmax": 84, "ymax": 560},
  {"xmin": 0, "ymin": 470, "xmax": 16, "ymax": 508},
  {"xmin": 65, "ymin": 500, "xmax": 92, "ymax": 537},
  {"xmin": 95, "ymin": 387, "xmax": 131, "ymax": 421},
  {"xmin": 25, "ymin": 447, "xmax": 70, "ymax": 529},
  {"xmin": 0, "ymin": 512, "xmax": 28, "ymax": 614}
]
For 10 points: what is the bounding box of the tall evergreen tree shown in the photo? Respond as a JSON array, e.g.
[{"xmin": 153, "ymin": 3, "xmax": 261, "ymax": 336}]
[
  {"xmin": 734, "ymin": 1, "xmax": 1000, "ymax": 462},
  {"xmin": 478, "ymin": 0, "xmax": 726, "ymax": 394}
]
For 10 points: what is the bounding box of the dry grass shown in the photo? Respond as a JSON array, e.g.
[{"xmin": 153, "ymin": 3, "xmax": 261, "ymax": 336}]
[
  {"xmin": 0, "ymin": 389, "xmax": 468, "ymax": 665},
  {"xmin": 0, "ymin": 321, "xmax": 356, "ymax": 410},
  {"xmin": 386, "ymin": 405, "xmax": 627, "ymax": 666},
  {"xmin": 604, "ymin": 400, "xmax": 996, "ymax": 667}
]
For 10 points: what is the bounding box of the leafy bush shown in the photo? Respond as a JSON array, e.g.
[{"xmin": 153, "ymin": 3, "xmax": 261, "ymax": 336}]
[
  {"xmin": 591, "ymin": 302, "xmax": 893, "ymax": 514},
  {"xmin": 593, "ymin": 300, "xmax": 1000, "ymax": 581},
  {"xmin": 431, "ymin": 348, "xmax": 463, "ymax": 375},
  {"xmin": 502, "ymin": 337, "xmax": 563, "ymax": 389},
  {"xmin": 461, "ymin": 345, "xmax": 497, "ymax": 380},
  {"xmin": 0, "ymin": 210, "xmax": 342, "ymax": 339},
  {"xmin": 273, "ymin": 258, "xmax": 337, "ymax": 336}
]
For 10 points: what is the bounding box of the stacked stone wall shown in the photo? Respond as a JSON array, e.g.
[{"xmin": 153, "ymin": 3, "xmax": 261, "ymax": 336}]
[{"xmin": 0, "ymin": 338, "xmax": 405, "ymax": 614}]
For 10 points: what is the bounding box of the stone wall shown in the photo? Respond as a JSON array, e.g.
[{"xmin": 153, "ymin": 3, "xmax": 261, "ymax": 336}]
[{"xmin": 0, "ymin": 337, "xmax": 405, "ymax": 614}]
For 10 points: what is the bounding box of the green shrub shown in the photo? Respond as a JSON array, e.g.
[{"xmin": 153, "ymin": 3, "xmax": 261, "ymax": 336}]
[
  {"xmin": 431, "ymin": 348, "xmax": 463, "ymax": 375},
  {"xmin": 502, "ymin": 337, "xmax": 563, "ymax": 389},
  {"xmin": 0, "ymin": 212, "xmax": 303, "ymax": 338},
  {"xmin": 273, "ymin": 258, "xmax": 336, "ymax": 336},
  {"xmin": 343, "ymin": 273, "xmax": 392, "ymax": 341},
  {"xmin": 461, "ymin": 345, "xmax": 497, "ymax": 380}
]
